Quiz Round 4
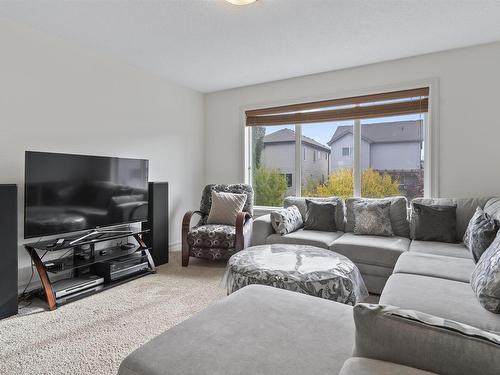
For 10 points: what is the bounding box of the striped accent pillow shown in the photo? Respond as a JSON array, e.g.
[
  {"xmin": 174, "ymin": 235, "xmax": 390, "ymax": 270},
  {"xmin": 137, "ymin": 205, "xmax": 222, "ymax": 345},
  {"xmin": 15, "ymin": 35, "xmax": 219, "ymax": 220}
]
[{"xmin": 207, "ymin": 191, "xmax": 247, "ymax": 226}]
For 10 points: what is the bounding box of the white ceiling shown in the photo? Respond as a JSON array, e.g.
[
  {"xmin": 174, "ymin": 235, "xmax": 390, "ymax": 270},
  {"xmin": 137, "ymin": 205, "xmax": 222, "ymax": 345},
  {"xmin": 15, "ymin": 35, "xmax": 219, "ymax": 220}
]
[{"xmin": 1, "ymin": 0, "xmax": 500, "ymax": 93}]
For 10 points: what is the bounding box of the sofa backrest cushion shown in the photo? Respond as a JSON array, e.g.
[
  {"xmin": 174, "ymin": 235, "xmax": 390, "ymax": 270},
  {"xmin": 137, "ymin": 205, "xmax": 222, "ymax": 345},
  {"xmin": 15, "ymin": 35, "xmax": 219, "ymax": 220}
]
[
  {"xmin": 411, "ymin": 197, "xmax": 492, "ymax": 240},
  {"xmin": 353, "ymin": 303, "xmax": 500, "ymax": 375},
  {"xmin": 345, "ymin": 197, "xmax": 409, "ymax": 238},
  {"xmin": 283, "ymin": 196, "xmax": 345, "ymax": 232}
]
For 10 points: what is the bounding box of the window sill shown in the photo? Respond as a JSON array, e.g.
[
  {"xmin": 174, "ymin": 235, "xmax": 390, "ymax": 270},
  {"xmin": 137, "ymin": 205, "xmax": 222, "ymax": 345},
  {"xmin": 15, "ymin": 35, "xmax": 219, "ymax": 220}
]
[{"xmin": 253, "ymin": 205, "xmax": 281, "ymax": 218}]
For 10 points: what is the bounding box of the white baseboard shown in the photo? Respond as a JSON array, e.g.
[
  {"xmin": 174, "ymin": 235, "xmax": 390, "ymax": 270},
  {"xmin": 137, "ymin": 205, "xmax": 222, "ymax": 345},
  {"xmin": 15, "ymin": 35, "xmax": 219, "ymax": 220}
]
[{"xmin": 169, "ymin": 242, "xmax": 181, "ymax": 252}]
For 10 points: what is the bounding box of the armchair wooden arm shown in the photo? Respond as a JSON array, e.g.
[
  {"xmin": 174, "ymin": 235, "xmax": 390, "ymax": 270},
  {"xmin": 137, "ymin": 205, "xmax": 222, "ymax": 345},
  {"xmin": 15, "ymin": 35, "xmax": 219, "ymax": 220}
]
[
  {"xmin": 235, "ymin": 212, "xmax": 253, "ymax": 252},
  {"xmin": 181, "ymin": 210, "xmax": 202, "ymax": 267}
]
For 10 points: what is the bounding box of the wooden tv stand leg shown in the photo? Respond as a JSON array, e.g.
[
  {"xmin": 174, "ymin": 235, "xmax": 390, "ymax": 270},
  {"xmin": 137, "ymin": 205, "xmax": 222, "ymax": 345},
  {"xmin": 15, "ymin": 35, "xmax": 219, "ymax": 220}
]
[{"xmin": 25, "ymin": 246, "xmax": 57, "ymax": 311}]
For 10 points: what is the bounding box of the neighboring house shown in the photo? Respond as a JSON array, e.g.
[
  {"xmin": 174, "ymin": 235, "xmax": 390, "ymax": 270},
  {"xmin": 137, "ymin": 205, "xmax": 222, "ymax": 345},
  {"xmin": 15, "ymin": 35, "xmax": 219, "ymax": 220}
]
[
  {"xmin": 261, "ymin": 128, "xmax": 330, "ymax": 195},
  {"xmin": 327, "ymin": 120, "xmax": 424, "ymax": 198},
  {"xmin": 328, "ymin": 120, "xmax": 423, "ymax": 171}
]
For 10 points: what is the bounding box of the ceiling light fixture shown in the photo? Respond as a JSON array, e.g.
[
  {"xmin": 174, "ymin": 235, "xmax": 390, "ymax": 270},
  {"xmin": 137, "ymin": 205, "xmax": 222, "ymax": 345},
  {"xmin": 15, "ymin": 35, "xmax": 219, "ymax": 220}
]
[{"xmin": 225, "ymin": 0, "xmax": 257, "ymax": 5}]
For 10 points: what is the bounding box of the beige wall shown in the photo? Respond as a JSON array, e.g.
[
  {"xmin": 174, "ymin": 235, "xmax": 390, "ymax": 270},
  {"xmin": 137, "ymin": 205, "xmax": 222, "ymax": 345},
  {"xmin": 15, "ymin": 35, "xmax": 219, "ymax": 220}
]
[
  {"xmin": 0, "ymin": 18, "xmax": 205, "ymax": 291},
  {"xmin": 205, "ymin": 41, "xmax": 500, "ymax": 199}
]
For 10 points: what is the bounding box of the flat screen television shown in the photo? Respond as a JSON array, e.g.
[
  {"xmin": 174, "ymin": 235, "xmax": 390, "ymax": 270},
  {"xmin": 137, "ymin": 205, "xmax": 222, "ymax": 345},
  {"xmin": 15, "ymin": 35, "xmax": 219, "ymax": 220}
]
[{"xmin": 24, "ymin": 151, "xmax": 149, "ymax": 239}]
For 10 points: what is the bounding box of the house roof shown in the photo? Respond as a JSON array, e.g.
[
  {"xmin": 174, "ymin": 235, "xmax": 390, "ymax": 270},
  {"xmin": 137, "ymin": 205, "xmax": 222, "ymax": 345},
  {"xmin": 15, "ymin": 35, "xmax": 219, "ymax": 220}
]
[
  {"xmin": 327, "ymin": 120, "xmax": 423, "ymax": 145},
  {"xmin": 263, "ymin": 128, "xmax": 330, "ymax": 152}
]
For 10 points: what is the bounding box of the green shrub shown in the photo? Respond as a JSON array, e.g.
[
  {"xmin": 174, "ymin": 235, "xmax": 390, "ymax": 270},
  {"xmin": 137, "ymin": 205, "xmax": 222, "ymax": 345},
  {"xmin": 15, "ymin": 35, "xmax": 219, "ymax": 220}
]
[{"xmin": 253, "ymin": 167, "xmax": 288, "ymax": 206}]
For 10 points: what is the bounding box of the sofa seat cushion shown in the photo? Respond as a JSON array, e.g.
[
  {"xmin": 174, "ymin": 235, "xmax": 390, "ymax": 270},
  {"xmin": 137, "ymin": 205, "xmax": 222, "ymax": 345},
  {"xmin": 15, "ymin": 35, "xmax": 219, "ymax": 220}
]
[
  {"xmin": 329, "ymin": 233, "xmax": 410, "ymax": 268},
  {"xmin": 393, "ymin": 252, "xmax": 474, "ymax": 283},
  {"xmin": 266, "ymin": 229, "xmax": 344, "ymax": 249},
  {"xmin": 355, "ymin": 263, "xmax": 394, "ymax": 278},
  {"xmin": 118, "ymin": 285, "xmax": 355, "ymax": 375},
  {"xmin": 409, "ymin": 240, "xmax": 470, "ymax": 259},
  {"xmin": 187, "ymin": 224, "xmax": 235, "ymax": 248},
  {"xmin": 354, "ymin": 263, "xmax": 393, "ymax": 294},
  {"xmin": 380, "ymin": 274, "xmax": 500, "ymax": 332},
  {"xmin": 339, "ymin": 358, "xmax": 435, "ymax": 375}
]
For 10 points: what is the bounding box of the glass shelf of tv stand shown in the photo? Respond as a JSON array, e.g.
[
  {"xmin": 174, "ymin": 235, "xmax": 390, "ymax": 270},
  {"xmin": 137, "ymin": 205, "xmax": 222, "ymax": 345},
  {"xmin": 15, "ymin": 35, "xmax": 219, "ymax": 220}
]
[
  {"xmin": 42, "ymin": 244, "xmax": 151, "ymax": 274},
  {"xmin": 24, "ymin": 227, "xmax": 150, "ymax": 252}
]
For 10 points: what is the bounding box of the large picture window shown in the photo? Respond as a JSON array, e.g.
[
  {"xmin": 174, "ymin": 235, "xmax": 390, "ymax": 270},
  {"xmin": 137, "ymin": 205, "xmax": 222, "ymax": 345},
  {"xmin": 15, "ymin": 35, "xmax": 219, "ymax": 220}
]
[{"xmin": 247, "ymin": 88, "xmax": 429, "ymax": 207}]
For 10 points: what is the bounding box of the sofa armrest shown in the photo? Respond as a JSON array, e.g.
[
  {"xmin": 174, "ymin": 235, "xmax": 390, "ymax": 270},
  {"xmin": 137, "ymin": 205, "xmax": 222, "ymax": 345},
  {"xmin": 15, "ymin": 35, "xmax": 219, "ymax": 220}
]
[
  {"xmin": 250, "ymin": 214, "xmax": 274, "ymax": 246},
  {"xmin": 353, "ymin": 303, "xmax": 500, "ymax": 375}
]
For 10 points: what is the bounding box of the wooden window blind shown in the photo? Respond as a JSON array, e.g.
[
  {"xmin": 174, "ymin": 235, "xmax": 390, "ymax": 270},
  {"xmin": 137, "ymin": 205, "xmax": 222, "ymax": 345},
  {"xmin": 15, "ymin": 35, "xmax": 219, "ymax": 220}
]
[{"xmin": 246, "ymin": 87, "xmax": 429, "ymax": 127}]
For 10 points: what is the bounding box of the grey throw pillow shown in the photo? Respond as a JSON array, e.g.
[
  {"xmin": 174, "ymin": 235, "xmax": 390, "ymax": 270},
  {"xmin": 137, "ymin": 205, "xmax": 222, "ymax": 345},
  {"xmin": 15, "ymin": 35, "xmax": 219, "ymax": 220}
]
[
  {"xmin": 471, "ymin": 230, "xmax": 500, "ymax": 313},
  {"xmin": 283, "ymin": 196, "xmax": 345, "ymax": 231},
  {"xmin": 353, "ymin": 200, "xmax": 393, "ymax": 237},
  {"xmin": 353, "ymin": 303, "xmax": 500, "ymax": 375},
  {"xmin": 304, "ymin": 200, "xmax": 337, "ymax": 232},
  {"xmin": 270, "ymin": 205, "xmax": 303, "ymax": 235},
  {"xmin": 463, "ymin": 207, "xmax": 497, "ymax": 263},
  {"xmin": 411, "ymin": 202, "xmax": 457, "ymax": 243}
]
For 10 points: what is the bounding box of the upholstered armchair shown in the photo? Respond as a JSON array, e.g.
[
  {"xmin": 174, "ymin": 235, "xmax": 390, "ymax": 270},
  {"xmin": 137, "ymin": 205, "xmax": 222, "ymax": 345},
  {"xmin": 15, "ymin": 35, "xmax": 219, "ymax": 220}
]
[{"xmin": 182, "ymin": 184, "xmax": 254, "ymax": 267}]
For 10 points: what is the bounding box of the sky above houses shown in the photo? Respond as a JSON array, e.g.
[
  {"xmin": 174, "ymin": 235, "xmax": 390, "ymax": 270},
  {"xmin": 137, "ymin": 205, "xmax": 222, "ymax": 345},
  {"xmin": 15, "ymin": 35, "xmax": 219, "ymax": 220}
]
[{"xmin": 265, "ymin": 113, "xmax": 424, "ymax": 146}]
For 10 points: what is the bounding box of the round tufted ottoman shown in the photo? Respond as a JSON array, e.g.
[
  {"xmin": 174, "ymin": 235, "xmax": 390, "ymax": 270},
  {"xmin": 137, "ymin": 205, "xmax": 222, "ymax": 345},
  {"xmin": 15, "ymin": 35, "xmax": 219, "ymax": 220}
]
[{"xmin": 224, "ymin": 244, "xmax": 368, "ymax": 305}]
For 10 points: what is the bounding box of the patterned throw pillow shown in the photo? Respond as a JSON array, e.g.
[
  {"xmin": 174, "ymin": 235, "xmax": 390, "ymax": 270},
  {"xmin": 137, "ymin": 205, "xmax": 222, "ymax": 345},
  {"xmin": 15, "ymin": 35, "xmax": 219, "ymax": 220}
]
[
  {"xmin": 346, "ymin": 197, "xmax": 409, "ymax": 237},
  {"xmin": 471, "ymin": 230, "xmax": 500, "ymax": 313},
  {"xmin": 271, "ymin": 205, "xmax": 303, "ymax": 235},
  {"xmin": 304, "ymin": 200, "xmax": 337, "ymax": 232},
  {"xmin": 206, "ymin": 191, "xmax": 247, "ymax": 226},
  {"xmin": 410, "ymin": 203, "xmax": 457, "ymax": 243},
  {"xmin": 353, "ymin": 200, "xmax": 393, "ymax": 237},
  {"xmin": 464, "ymin": 207, "xmax": 497, "ymax": 263}
]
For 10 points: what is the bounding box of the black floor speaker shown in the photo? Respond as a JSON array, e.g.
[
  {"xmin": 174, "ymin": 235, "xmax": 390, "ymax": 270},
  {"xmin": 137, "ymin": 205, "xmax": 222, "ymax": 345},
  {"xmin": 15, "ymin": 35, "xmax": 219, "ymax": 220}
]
[
  {"xmin": 142, "ymin": 182, "xmax": 169, "ymax": 266},
  {"xmin": 0, "ymin": 184, "xmax": 18, "ymax": 319}
]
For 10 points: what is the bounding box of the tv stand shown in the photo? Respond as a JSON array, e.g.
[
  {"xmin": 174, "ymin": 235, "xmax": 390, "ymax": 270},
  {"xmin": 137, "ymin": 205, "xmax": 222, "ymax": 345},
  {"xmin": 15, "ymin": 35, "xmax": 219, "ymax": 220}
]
[
  {"xmin": 68, "ymin": 228, "xmax": 133, "ymax": 245},
  {"xmin": 24, "ymin": 227, "xmax": 155, "ymax": 311}
]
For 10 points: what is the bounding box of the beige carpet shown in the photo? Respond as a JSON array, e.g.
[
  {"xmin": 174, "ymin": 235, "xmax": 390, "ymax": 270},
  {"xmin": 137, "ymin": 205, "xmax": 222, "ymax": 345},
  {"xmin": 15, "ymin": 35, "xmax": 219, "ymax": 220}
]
[{"xmin": 0, "ymin": 252, "xmax": 227, "ymax": 375}]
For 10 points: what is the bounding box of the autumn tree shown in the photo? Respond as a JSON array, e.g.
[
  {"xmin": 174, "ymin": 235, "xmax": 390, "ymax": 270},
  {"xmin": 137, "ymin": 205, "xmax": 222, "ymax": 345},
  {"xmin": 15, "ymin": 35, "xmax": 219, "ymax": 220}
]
[
  {"xmin": 304, "ymin": 168, "xmax": 400, "ymax": 199},
  {"xmin": 361, "ymin": 168, "xmax": 400, "ymax": 198}
]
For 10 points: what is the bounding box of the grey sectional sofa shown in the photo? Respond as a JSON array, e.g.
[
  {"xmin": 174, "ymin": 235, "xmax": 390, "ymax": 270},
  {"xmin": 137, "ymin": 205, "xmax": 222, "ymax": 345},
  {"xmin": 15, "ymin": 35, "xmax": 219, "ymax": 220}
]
[
  {"xmin": 252, "ymin": 196, "xmax": 494, "ymax": 294},
  {"xmin": 119, "ymin": 196, "xmax": 500, "ymax": 374},
  {"xmin": 119, "ymin": 285, "xmax": 500, "ymax": 375},
  {"xmin": 253, "ymin": 197, "xmax": 500, "ymax": 332}
]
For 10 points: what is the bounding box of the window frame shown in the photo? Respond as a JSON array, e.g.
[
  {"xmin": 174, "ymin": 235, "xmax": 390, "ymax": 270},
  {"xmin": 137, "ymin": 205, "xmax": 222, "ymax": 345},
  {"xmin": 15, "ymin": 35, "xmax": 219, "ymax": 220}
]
[
  {"xmin": 281, "ymin": 173, "xmax": 293, "ymax": 188},
  {"xmin": 243, "ymin": 80, "xmax": 439, "ymax": 208}
]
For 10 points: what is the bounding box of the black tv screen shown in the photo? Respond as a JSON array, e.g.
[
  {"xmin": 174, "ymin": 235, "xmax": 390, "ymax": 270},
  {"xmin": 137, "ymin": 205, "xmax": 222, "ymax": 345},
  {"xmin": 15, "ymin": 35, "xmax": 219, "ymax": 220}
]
[{"xmin": 24, "ymin": 151, "xmax": 149, "ymax": 239}]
